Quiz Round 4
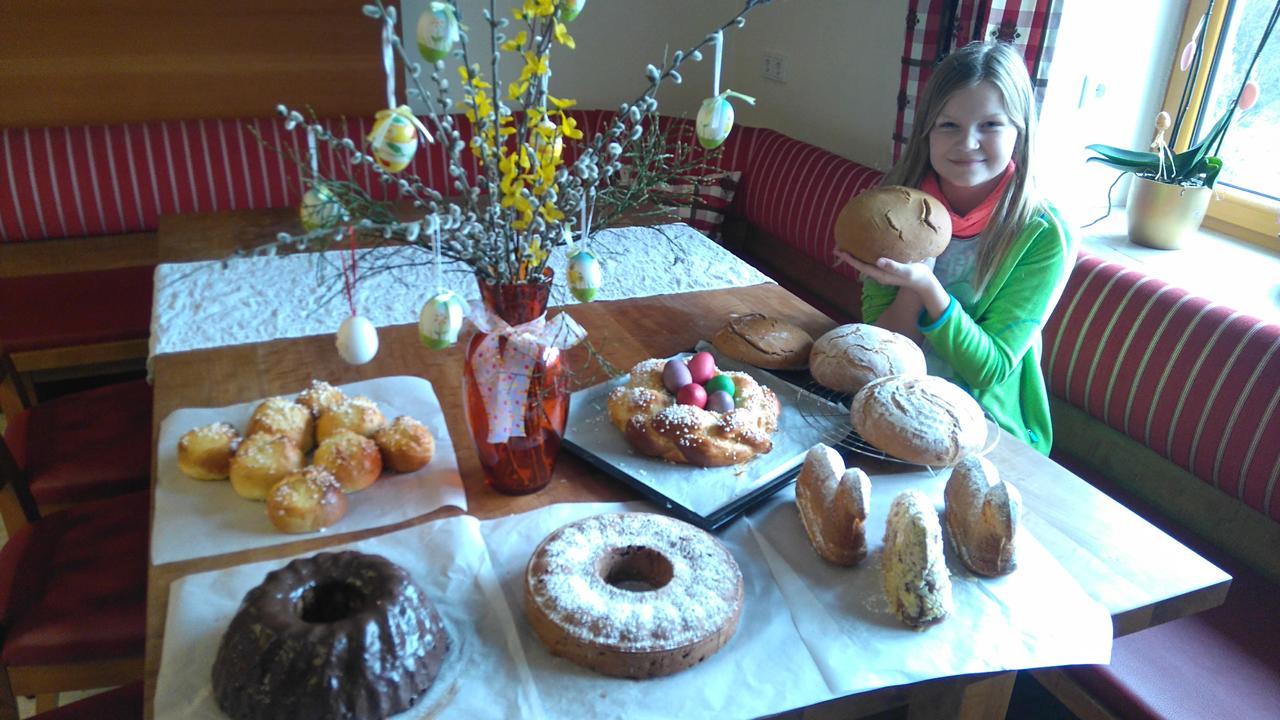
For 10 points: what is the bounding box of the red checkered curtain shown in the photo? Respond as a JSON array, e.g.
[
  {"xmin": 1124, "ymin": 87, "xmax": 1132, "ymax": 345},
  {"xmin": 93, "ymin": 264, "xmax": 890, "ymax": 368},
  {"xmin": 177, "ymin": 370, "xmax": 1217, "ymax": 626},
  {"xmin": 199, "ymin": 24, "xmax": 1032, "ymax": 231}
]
[{"xmin": 892, "ymin": 0, "xmax": 1065, "ymax": 162}]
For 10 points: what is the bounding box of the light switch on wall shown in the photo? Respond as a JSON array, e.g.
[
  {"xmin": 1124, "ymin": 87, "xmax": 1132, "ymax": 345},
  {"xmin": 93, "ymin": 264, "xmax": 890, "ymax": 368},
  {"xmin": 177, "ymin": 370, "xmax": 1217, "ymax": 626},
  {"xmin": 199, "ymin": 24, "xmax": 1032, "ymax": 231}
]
[{"xmin": 763, "ymin": 50, "xmax": 788, "ymax": 83}]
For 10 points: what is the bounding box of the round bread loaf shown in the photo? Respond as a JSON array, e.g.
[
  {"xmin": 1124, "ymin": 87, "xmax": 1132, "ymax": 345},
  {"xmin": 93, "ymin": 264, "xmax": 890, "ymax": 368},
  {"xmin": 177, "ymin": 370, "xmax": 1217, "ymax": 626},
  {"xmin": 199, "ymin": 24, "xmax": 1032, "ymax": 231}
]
[
  {"xmin": 834, "ymin": 186, "xmax": 951, "ymax": 264},
  {"xmin": 850, "ymin": 375, "xmax": 986, "ymax": 466},
  {"xmin": 809, "ymin": 324, "xmax": 926, "ymax": 394},
  {"xmin": 711, "ymin": 313, "xmax": 814, "ymax": 370}
]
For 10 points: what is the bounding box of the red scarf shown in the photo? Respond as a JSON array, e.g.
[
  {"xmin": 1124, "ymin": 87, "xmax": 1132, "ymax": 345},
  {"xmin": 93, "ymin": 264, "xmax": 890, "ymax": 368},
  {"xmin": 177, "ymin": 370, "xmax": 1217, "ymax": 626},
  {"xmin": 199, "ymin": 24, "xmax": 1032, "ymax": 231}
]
[{"xmin": 920, "ymin": 162, "xmax": 1016, "ymax": 239}]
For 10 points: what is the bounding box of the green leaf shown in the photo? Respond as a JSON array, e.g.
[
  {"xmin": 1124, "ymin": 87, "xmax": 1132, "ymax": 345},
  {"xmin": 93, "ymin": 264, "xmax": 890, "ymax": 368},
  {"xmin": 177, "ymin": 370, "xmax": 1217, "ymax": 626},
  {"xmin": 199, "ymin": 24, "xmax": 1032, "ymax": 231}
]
[
  {"xmin": 1172, "ymin": 110, "xmax": 1233, "ymax": 177},
  {"xmin": 1200, "ymin": 156, "xmax": 1223, "ymax": 188},
  {"xmin": 1085, "ymin": 143, "xmax": 1160, "ymax": 168}
]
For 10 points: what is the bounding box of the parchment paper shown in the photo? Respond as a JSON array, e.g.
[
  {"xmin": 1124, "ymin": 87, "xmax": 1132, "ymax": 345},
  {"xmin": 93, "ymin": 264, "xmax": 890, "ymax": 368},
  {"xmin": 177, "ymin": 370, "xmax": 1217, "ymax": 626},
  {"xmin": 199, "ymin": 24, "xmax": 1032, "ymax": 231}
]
[
  {"xmin": 745, "ymin": 471, "xmax": 1114, "ymax": 695},
  {"xmin": 152, "ymin": 376, "xmax": 465, "ymax": 564}
]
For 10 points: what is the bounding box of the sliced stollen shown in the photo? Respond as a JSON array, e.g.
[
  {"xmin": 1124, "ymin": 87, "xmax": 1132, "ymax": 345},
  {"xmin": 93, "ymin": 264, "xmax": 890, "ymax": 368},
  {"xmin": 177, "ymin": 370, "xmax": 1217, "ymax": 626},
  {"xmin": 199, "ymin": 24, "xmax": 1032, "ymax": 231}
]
[
  {"xmin": 794, "ymin": 444, "xmax": 871, "ymax": 566},
  {"xmin": 808, "ymin": 324, "xmax": 926, "ymax": 394},
  {"xmin": 850, "ymin": 375, "xmax": 986, "ymax": 466},
  {"xmin": 882, "ymin": 490, "xmax": 952, "ymax": 629},
  {"xmin": 712, "ymin": 313, "xmax": 814, "ymax": 370},
  {"xmin": 944, "ymin": 456, "xmax": 1021, "ymax": 576}
]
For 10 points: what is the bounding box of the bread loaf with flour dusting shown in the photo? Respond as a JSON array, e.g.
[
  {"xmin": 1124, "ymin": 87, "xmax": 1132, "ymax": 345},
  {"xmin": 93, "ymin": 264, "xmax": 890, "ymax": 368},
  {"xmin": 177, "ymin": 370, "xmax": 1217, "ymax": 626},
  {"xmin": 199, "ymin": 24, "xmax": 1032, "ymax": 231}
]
[
  {"xmin": 882, "ymin": 490, "xmax": 952, "ymax": 628},
  {"xmin": 850, "ymin": 375, "xmax": 986, "ymax": 466},
  {"xmin": 809, "ymin": 324, "xmax": 926, "ymax": 394}
]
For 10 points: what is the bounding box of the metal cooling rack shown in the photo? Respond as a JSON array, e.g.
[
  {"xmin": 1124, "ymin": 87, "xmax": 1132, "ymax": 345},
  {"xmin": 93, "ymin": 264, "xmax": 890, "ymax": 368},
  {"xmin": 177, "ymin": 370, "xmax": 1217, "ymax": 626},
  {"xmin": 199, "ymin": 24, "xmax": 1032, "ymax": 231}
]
[{"xmin": 791, "ymin": 380, "xmax": 924, "ymax": 466}]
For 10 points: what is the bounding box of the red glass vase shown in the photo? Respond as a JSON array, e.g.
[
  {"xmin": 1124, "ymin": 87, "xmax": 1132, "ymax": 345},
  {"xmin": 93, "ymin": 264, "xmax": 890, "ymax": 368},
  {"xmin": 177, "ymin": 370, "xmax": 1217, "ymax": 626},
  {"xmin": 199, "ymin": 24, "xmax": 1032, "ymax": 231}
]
[{"xmin": 462, "ymin": 273, "xmax": 570, "ymax": 495}]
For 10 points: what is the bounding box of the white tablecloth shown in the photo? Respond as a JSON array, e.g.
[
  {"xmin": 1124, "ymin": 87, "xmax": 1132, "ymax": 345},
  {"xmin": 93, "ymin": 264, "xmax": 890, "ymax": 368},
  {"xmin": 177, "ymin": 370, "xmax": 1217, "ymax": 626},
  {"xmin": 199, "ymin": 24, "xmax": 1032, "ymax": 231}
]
[{"xmin": 149, "ymin": 223, "xmax": 774, "ymax": 361}]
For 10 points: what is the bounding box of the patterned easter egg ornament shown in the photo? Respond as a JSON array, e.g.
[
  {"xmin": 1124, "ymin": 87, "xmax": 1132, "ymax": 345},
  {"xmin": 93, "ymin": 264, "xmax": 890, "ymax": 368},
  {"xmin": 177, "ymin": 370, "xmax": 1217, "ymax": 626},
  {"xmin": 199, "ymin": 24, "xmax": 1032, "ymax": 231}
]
[
  {"xmin": 418, "ymin": 290, "xmax": 466, "ymax": 349},
  {"xmin": 367, "ymin": 106, "xmax": 420, "ymax": 173},
  {"xmin": 416, "ymin": 3, "xmax": 459, "ymax": 62},
  {"xmin": 567, "ymin": 248, "xmax": 602, "ymax": 302},
  {"xmin": 299, "ymin": 184, "xmax": 344, "ymax": 232},
  {"xmin": 696, "ymin": 91, "xmax": 755, "ymax": 150},
  {"xmin": 336, "ymin": 315, "xmax": 379, "ymax": 365},
  {"xmin": 561, "ymin": 0, "xmax": 586, "ymax": 22}
]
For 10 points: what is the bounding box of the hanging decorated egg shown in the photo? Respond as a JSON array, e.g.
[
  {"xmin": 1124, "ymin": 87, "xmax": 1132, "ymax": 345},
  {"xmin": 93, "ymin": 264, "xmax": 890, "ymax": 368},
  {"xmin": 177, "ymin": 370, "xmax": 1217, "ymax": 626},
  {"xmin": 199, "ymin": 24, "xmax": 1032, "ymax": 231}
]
[
  {"xmin": 299, "ymin": 184, "xmax": 344, "ymax": 232},
  {"xmin": 567, "ymin": 248, "xmax": 602, "ymax": 302},
  {"xmin": 696, "ymin": 96, "xmax": 735, "ymax": 150},
  {"xmin": 416, "ymin": 4, "xmax": 459, "ymax": 63},
  {"xmin": 336, "ymin": 315, "xmax": 379, "ymax": 365},
  {"xmin": 418, "ymin": 290, "xmax": 466, "ymax": 349},
  {"xmin": 561, "ymin": 0, "xmax": 586, "ymax": 22},
  {"xmin": 695, "ymin": 91, "xmax": 755, "ymax": 150},
  {"xmin": 367, "ymin": 107, "xmax": 420, "ymax": 173}
]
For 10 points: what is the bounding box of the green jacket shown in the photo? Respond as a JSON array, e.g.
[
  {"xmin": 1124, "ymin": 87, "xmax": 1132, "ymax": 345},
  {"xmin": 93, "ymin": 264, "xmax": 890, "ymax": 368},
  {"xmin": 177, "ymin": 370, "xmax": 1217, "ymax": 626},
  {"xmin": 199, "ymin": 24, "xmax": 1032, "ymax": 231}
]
[{"xmin": 862, "ymin": 204, "xmax": 1076, "ymax": 455}]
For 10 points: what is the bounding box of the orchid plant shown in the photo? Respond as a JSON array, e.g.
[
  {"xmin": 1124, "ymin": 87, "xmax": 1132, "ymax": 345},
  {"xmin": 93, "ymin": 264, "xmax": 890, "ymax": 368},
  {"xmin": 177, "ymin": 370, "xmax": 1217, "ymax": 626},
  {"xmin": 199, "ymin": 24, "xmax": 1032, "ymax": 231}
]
[{"xmin": 1086, "ymin": 0, "xmax": 1277, "ymax": 188}]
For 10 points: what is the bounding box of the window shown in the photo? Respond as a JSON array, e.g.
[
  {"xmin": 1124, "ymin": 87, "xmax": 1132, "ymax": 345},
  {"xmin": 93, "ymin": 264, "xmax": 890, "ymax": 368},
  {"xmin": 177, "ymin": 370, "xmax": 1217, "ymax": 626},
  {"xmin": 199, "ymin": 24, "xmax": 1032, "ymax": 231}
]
[{"xmin": 1164, "ymin": 0, "xmax": 1280, "ymax": 251}]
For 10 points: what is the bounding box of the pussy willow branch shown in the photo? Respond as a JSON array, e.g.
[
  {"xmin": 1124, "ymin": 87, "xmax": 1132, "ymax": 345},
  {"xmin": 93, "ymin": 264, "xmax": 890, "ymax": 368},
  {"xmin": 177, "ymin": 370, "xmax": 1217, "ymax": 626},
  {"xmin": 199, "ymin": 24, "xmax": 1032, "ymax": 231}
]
[{"xmin": 249, "ymin": 0, "xmax": 773, "ymax": 285}]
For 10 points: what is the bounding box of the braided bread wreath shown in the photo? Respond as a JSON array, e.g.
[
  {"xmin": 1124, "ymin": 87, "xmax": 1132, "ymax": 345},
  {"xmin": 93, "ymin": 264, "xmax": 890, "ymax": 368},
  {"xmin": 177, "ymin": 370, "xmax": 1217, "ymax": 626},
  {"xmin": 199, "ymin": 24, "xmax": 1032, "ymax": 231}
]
[{"xmin": 606, "ymin": 358, "xmax": 781, "ymax": 467}]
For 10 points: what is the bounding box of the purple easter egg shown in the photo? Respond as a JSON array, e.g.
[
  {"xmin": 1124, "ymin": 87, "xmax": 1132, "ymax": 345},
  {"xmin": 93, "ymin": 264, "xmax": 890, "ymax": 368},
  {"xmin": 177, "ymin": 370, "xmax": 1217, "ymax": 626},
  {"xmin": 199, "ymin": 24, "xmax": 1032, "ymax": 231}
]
[
  {"xmin": 706, "ymin": 390, "xmax": 735, "ymax": 413},
  {"xmin": 663, "ymin": 359, "xmax": 693, "ymax": 393},
  {"xmin": 687, "ymin": 351, "xmax": 717, "ymax": 385}
]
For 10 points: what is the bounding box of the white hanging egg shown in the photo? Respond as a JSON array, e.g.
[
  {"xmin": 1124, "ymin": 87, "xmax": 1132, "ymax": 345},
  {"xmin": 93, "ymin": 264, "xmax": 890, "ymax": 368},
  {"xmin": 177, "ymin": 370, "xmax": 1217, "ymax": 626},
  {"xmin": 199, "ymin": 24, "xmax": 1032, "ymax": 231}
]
[
  {"xmin": 416, "ymin": 5, "xmax": 459, "ymax": 63},
  {"xmin": 336, "ymin": 315, "xmax": 379, "ymax": 364},
  {"xmin": 567, "ymin": 249, "xmax": 602, "ymax": 302},
  {"xmin": 368, "ymin": 108, "xmax": 419, "ymax": 173},
  {"xmin": 418, "ymin": 291, "xmax": 466, "ymax": 349},
  {"xmin": 562, "ymin": 0, "xmax": 586, "ymax": 22},
  {"xmin": 696, "ymin": 96, "xmax": 735, "ymax": 150},
  {"xmin": 299, "ymin": 184, "xmax": 343, "ymax": 232}
]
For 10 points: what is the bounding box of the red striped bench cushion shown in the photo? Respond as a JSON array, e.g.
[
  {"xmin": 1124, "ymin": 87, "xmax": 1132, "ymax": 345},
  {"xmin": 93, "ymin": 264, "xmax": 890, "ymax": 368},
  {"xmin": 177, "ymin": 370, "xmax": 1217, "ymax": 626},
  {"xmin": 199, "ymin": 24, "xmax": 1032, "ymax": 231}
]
[
  {"xmin": 729, "ymin": 128, "xmax": 883, "ymax": 277},
  {"xmin": 1043, "ymin": 252, "xmax": 1280, "ymax": 522}
]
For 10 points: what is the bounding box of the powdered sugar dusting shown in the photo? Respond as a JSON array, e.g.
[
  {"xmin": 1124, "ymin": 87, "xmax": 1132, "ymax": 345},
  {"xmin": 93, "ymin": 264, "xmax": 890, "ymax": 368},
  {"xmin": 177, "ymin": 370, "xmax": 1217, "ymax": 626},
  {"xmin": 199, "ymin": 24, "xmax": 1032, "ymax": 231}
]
[{"xmin": 528, "ymin": 513, "xmax": 742, "ymax": 652}]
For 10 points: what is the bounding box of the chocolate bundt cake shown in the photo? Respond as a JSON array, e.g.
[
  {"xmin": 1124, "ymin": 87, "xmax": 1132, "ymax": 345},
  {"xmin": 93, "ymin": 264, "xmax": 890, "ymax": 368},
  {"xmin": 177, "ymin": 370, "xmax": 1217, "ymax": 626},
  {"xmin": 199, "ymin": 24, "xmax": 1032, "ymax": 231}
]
[{"xmin": 211, "ymin": 551, "xmax": 450, "ymax": 720}]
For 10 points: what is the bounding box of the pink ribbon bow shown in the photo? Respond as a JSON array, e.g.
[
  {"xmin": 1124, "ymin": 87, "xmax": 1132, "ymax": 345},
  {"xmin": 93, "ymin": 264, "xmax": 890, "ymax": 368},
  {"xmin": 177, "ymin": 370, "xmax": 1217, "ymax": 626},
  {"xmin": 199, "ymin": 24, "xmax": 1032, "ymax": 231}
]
[{"xmin": 469, "ymin": 303, "xmax": 587, "ymax": 443}]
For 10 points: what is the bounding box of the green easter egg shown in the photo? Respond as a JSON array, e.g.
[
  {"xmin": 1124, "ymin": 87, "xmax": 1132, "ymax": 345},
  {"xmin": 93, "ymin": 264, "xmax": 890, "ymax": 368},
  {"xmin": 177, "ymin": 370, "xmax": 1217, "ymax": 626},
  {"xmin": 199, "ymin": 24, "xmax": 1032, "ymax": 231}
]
[{"xmin": 705, "ymin": 374, "xmax": 735, "ymax": 397}]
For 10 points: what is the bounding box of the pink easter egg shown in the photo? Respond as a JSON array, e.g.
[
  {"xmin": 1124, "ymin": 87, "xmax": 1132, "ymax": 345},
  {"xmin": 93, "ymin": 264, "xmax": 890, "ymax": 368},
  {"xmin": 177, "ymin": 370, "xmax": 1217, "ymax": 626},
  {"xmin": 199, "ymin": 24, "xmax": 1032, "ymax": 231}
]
[
  {"xmin": 677, "ymin": 383, "xmax": 708, "ymax": 409},
  {"xmin": 1238, "ymin": 82, "xmax": 1260, "ymax": 111},
  {"xmin": 687, "ymin": 351, "xmax": 717, "ymax": 385}
]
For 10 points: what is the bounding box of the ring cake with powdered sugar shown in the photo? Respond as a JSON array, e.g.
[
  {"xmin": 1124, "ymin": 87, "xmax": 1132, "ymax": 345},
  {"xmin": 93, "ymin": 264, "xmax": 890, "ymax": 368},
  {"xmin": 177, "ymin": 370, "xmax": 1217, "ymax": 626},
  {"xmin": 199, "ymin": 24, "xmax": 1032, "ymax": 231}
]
[{"xmin": 524, "ymin": 512, "xmax": 744, "ymax": 678}]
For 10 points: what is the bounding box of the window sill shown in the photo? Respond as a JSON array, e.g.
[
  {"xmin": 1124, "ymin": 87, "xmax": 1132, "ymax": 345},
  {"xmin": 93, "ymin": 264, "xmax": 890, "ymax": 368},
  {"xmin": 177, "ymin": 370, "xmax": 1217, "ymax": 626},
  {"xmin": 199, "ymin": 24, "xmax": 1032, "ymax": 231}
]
[{"xmin": 1078, "ymin": 210, "xmax": 1280, "ymax": 324}]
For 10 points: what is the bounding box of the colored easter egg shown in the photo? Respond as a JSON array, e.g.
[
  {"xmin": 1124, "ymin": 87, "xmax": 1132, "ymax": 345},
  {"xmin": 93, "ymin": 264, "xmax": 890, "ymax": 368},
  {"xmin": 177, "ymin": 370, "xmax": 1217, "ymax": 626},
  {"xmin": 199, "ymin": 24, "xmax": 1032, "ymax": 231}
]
[
  {"xmin": 299, "ymin": 184, "xmax": 343, "ymax": 232},
  {"xmin": 567, "ymin": 248, "xmax": 602, "ymax": 302},
  {"xmin": 706, "ymin": 390, "xmax": 735, "ymax": 413},
  {"xmin": 1238, "ymin": 81, "xmax": 1260, "ymax": 111},
  {"xmin": 662, "ymin": 359, "xmax": 693, "ymax": 393},
  {"xmin": 416, "ymin": 5, "xmax": 459, "ymax": 63},
  {"xmin": 368, "ymin": 108, "xmax": 419, "ymax": 173},
  {"xmin": 418, "ymin": 290, "xmax": 466, "ymax": 349},
  {"xmin": 687, "ymin": 351, "xmax": 717, "ymax": 384},
  {"xmin": 336, "ymin": 315, "xmax": 379, "ymax": 365},
  {"xmin": 562, "ymin": 0, "xmax": 586, "ymax": 22},
  {"xmin": 696, "ymin": 96, "xmax": 735, "ymax": 150},
  {"xmin": 677, "ymin": 382, "xmax": 707, "ymax": 409},
  {"xmin": 705, "ymin": 373, "xmax": 735, "ymax": 398}
]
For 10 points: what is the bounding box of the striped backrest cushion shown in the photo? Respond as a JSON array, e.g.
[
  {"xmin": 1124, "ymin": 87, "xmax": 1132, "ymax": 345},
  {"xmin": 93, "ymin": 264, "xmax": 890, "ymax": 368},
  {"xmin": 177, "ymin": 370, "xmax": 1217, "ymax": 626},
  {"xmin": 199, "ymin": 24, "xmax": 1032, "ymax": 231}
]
[
  {"xmin": 1043, "ymin": 252, "xmax": 1280, "ymax": 521},
  {"xmin": 728, "ymin": 128, "xmax": 882, "ymax": 275}
]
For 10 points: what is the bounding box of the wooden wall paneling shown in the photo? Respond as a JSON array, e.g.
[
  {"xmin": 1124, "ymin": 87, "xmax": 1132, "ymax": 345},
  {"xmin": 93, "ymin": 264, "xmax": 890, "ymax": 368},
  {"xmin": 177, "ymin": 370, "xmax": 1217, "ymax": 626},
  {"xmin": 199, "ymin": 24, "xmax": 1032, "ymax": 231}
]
[{"xmin": 0, "ymin": 0, "xmax": 393, "ymax": 128}]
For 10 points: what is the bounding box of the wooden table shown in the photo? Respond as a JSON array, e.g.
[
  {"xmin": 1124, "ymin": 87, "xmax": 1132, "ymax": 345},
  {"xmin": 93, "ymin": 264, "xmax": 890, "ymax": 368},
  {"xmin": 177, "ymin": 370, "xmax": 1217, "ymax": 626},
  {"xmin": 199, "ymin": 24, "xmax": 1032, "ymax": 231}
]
[{"xmin": 144, "ymin": 282, "xmax": 1231, "ymax": 719}]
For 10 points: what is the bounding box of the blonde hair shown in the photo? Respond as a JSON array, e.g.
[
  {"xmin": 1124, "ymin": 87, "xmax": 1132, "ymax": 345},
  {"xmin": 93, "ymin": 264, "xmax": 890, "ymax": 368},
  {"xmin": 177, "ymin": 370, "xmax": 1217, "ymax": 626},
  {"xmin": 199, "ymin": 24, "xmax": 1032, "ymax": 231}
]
[{"xmin": 882, "ymin": 41, "xmax": 1042, "ymax": 295}]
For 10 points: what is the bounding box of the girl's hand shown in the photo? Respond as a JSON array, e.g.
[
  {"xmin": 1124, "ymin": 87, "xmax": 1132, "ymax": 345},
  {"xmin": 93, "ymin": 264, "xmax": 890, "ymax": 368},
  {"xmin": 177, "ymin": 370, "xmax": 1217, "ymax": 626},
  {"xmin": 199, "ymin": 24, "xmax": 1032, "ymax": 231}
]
[{"xmin": 841, "ymin": 254, "xmax": 937, "ymax": 295}]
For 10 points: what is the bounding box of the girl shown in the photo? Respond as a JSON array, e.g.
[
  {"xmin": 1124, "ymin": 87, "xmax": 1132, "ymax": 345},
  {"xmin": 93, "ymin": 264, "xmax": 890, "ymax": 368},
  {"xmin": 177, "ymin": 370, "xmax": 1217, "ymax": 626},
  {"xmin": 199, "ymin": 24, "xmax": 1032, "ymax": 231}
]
[{"xmin": 836, "ymin": 42, "xmax": 1076, "ymax": 455}]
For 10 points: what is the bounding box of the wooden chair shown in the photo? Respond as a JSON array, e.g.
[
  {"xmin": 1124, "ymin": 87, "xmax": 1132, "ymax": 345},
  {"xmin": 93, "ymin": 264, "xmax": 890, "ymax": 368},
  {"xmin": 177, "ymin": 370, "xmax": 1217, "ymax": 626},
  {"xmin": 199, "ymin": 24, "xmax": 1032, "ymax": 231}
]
[
  {"xmin": 0, "ymin": 351, "xmax": 151, "ymax": 532},
  {"xmin": 26, "ymin": 680, "xmax": 143, "ymax": 720},
  {"xmin": 0, "ymin": 438, "xmax": 147, "ymax": 719}
]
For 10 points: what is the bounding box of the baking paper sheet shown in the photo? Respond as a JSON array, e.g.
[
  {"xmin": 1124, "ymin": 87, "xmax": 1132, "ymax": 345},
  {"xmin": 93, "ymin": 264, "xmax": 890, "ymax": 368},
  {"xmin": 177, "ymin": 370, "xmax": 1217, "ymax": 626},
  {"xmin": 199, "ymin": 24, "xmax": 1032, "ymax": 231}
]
[
  {"xmin": 745, "ymin": 470, "xmax": 1114, "ymax": 695},
  {"xmin": 152, "ymin": 376, "xmax": 466, "ymax": 564}
]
